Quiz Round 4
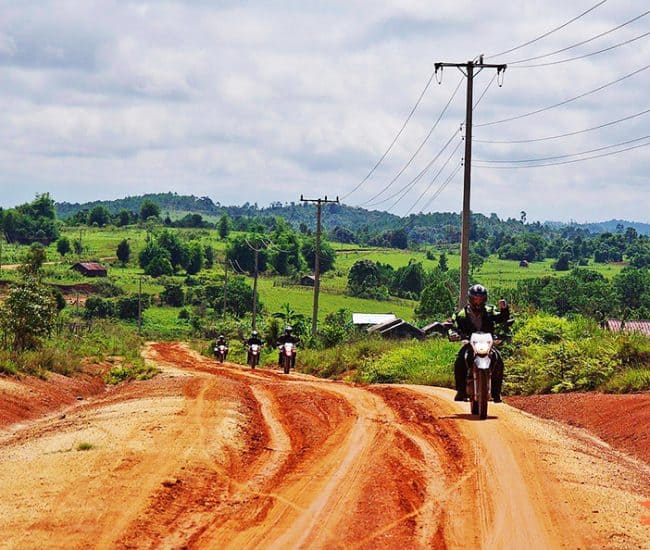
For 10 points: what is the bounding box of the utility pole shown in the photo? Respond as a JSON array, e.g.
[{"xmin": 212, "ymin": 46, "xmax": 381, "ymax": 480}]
[
  {"xmin": 434, "ymin": 57, "xmax": 506, "ymax": 308},
  {"xmin": 300, "ymin": 195, "xmax": 339, "ymax": 337},
  {"xmin": 222, "ymin": 257, "xmax": 228, "ymax": 322},
  {"xmin": 244, "ymin": 239, "xmax": 263, "ymax": 331},
  {"xmin": 252, "ymin": 247, "xmax": 259, "ymax": 330},
  {"xmin": 137, "ymin": 275, "xmax": 143, "ymax": 336}
]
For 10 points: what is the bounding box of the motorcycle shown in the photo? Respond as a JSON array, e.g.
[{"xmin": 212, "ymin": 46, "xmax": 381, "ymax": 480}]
[
  {"xmin": 465, "ymin": 332, "xmax": 496, "ymax": 420},
  {"xmin": 430, "ymin": 319, "xmax": 513, "ymax": 420},
  {"xmin": 279, "ymin": 342, "xmax": 296, "ymax": 374},
  {"xmin": 247, "ymin": 343, "xmax": 262, "ymax": 368},
  {"xmin": 214, "ymin": 344, "xmax": 228, "ymax": 363}
]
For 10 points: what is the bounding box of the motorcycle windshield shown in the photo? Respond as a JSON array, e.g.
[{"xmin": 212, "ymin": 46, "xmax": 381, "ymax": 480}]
[
  {"xmin": 283, "ymin": 343, "xmax": 294, "ymax": 354},
  {"xmin": 470, "ymin": 332, "xmax": 493, "ymax": 356}
]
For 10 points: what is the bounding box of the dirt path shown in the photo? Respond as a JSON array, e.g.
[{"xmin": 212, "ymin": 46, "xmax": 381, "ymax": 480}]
[{"xmin": 0, "ymin": 342, "xmax": 648, "ymax": 549}]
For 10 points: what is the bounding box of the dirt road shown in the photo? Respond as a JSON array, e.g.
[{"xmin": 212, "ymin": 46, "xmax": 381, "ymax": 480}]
[{"xmin": 1, "ymin": 342, "xmax": 648, "ymax": 549}]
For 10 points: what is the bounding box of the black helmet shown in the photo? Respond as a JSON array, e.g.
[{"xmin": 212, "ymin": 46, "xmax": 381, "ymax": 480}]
[
  {"xmin": 251, "ymin": 330, "xmax": 258, "ymax": 337},
  {"xmin": 468, "ymin": 284, "xmax": 488, "ymax": 311},
  {"xmin": 219, "ymin": 334, "xmax": 224, "ymax": 339},
  {"xmin": 284, "ymin": 325, "xmax": 292, "ymax": 334}
]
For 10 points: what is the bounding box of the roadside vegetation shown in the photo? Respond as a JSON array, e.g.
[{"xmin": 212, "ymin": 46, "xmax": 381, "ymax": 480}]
[{"xmin": 1, "ymin": 193, "xmax": 649, "ymax": 394}]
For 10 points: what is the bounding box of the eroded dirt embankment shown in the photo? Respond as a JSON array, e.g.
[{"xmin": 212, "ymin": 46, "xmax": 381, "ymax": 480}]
[{"xmin": 0, "ymin": 343, "xmax": 648, "ymax": 549}]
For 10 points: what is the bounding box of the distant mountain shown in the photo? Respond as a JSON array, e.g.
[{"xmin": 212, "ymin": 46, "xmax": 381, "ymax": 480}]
[
  {"xmin": 55, "ymin": 193, "xmax": 650, "ymax": 238},
  {"xmin": 545, "ymin": 219, "xmax": 650, "ymax": 236}
]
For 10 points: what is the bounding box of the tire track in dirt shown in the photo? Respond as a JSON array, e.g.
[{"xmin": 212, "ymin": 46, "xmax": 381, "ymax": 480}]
[{"xmin": 2, "ymin": 342, "xmax": 647, "ymax": 549}]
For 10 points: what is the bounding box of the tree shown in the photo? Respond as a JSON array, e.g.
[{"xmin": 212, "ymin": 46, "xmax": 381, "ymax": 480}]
[
  {"xmin": 87, "ymin": 205, "xmax": 111, "ymax": 227},
  {"xmin": 156, "ymin": 229, "xmax": 189, "ymax": 270},
  {"xmin": 553, "ymin": 252, "xmax": 571, "ymax": 271},
  {"xmin": 218, "ymin": 213, "xmax": 231, "ymax": 239},
  {"xmin": 185, "ymin": 241, "xmax": 203, "ymax": 275},
  {"xmin": 73, "ymin": 239, "xmax": 83, "ymax": 255},
  {"xmin": 347, "ymin": 259, "xmax": 389, "ymax": 300},
  {"xmin": 416, "ymin": 281, "xmax": 455, "ymax": 320},
  {"xmin": 302, "ymin": 238, "xmax": 335, "ymax": 274},
  {"xmin": 0, "ymin": 277, "xmax": 58, "ymax": 351},
  {"xmin": 116, "ymin": 239, "xmax": 131, "ymax": 266},
  {"xmin": 392, "ymin": 260, "xmax": 425, "ymax": 298},
  {"xmin": 204, "ymin": 245, "xmax": 215, "ymax": 269},
  {"xmin": 140, "ymin": 200, "xmax": 161, "ymax": 221},
  {"xmin": 116, "ymin": 209, "xmax": 131, "ymax": 227},
  {"xmin": 20, "ymin": 243, "xmax": 47, "ymax": 277},
  {"xmin": 273, "ymin": 303, "xmax": 308, "ymax": 335},
  {"xmin": 438, "ymin": 252, "xmax": 449, "ymax": 272},
  {"xmin": 56, "ymin": 236, "xmax": 71, "ymax": 257},
  {"xmin": 226, "ymin": 235, "xmax": 268, "ymax": 273}
]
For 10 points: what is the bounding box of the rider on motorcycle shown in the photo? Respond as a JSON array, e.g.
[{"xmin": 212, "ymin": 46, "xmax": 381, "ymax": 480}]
[
  {"xmin": 245, "ymin": 330, "xmax": 263, "ymax": 362},
  {"xmin": 214, "ymin": 334, "xmax": 228, "ymax": 359},
  {"xmin": 276, "ymin": 326, "xmax": 300, "ymax": 367},
  {"xmin": 448, "ymin": 284, "xmax": 510, "ymax": 403}
]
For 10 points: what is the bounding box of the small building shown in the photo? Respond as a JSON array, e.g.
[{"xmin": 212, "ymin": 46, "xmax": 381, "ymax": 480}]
[
  {"xmin": 367, "ymin": 318, "xmax": 425, "ymax": 340},
  {"xmin": 300, "ymin": 275, "xmax": 316, "ymax": 286},
  {"xmin": 605, "ymin": 319, "xmax": 650, "ymax": 338},
  {"xmin": 352, "ymin": 313, "xmax": 397, "ymax": 328},
  {"xmin": 71, "ymin": 262, "xmax": 107, "ymax": 278},
  {"xmin": 422, "ymin": 321, "xmax": 451, "ymax": 336}
]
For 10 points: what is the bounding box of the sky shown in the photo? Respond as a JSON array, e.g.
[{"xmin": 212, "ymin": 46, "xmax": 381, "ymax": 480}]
[{"xmin": 0, "ymin": 0, "xmax": 648, "ymax": 223}]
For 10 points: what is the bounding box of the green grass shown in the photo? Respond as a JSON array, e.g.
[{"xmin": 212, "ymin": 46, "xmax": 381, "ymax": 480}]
[
  {"xmin": 76, "ymin": 442, "xmax": 94, "ymax": 451},
  {"xmin": 255, "ymin": 277, "xmax": 416, "ymax": 321}
]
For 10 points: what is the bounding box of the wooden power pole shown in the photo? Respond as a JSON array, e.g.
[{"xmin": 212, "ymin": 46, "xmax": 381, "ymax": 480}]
[
  {"xmin": 434, "ymin": 57, "xmax": 506, "ymax": 308},
  {"xmin": 300, "ymin": 195, "xmax": 339, "ymax": 337}
]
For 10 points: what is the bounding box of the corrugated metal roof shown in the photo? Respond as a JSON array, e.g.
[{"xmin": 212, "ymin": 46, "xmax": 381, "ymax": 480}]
[
  {"xmin": 77, "ymin": 262, "xmax": 106, "ymax": 270},
  {"xmin": 606, "ymin": 319, "xmax": 650, "ymax": 337},
  {"xmin": 352, "ymin": 313, "xmax": 397, "ymax": 325}
]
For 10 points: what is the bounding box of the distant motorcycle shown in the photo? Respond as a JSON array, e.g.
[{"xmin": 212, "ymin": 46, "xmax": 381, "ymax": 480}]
[
  {"xmin": 247, "ymin": 343, "xmax": 262, "ymax": 368},
  {"xmin": 279, "ymin": 342, "xmax": 296, "ymax": 374},
  {"xmin": 214, "ymin": 344, "xmax": 228, "ymax": 363}
]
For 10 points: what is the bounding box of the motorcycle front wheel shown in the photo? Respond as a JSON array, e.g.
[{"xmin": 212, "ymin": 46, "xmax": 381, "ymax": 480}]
[{"xmin": 478, "ymin": 369, "xmax": 489, "ymax": 420}]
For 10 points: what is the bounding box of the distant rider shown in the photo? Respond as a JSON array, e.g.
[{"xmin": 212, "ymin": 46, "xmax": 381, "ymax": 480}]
[
  {"xmin": 448, "ymin": 284, "xmax": 510, "ymax": 403},
  {"xmin": 276, "ymin": 326, "xmax": 300, "ymax": 367},
  {"xmin": 214, "ymin": 334, "xmax": 228, "ymax": 359},
  {"xmin": 245, "ymin": 330, "xmax": 263, "ymax": 362}
]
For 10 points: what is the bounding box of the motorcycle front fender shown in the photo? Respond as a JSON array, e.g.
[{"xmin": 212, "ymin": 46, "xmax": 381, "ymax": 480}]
[{"xmin": 475, "ymin": 355, "xmax": 492, "ymax": 370}]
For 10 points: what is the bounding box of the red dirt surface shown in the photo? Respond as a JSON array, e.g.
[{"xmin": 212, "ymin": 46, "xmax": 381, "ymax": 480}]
[
  {"xmin": 506, "ymin": 392, "xmax": 650, "ymax": 463},
  {"xmin": 0, "ymin": 344, "xmax": 648, "ymax": 549}
]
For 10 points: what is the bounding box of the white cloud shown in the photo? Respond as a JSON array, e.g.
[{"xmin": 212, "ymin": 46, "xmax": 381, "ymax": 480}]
[{"xmin": 0, "ymin": 0, "xmax": 648, "ymax": 223}]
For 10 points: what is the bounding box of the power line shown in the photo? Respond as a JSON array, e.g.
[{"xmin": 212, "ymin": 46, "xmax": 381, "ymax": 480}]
[
  {"xmin": 475, "ymin": 134, "xmax": 650, "ymax": 163},
  {"xmin": 341, "ymin": 67, "xmax": 437, "ymax": 201},
  {"xmin": 355, "ymin": 76, "xmax": 463, "ymax": 206},
  {"xmin": 474, "ymin": 108, "xmax": 650, "ymax": 143},
  {"xmin": 473, "ymin": 139, "xmax": 650, "ymax": 168},
  {"xmin": 473, "ymin": 73, "xmax": 497, "ymax": 110},
  {"xmin": 506, "ymin": 10, "xmax": 650, "ymax": 65},
  {"xmin": 510, "ymin": 29, "xmax": 650, "ymax": 68},
  {"xmin": 403, "ymin": 154, "xmax": 463, "ymax": 215},
  {"xmin": 363, "ymin": 128, "xmax": 460, "ymax": 207},
  {"xmin": 412, "ymin": 161, "xmax": 463, "ymax": 215},
  {"xmin": 476, "ymin": 63, "xmax": 650, "ymax": 127},
  {"xmin": 485, "ymin": 0, "xmax": 608, "ymax": 59},
  {"xmin": 387, "ymin": 139, "xmax": 462, "ymax": 212}
]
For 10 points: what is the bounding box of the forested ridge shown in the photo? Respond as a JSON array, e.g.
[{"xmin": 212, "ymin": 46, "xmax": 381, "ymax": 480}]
[{"xmin": 54, "ymin": 192, "xmax": 650, "ymax": 240}]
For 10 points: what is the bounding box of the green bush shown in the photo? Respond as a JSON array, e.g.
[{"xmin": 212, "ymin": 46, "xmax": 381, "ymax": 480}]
[
  {"xmin": 600, "ymin": 368, "xmax": 650, "ymax": 393},
  {"xmin": 359, "ymin": 338, "xmax": 457, "ymax": 386},
  {"xmin": 505, "ymin": 313, "xmax": 650, "ymax": 394}
]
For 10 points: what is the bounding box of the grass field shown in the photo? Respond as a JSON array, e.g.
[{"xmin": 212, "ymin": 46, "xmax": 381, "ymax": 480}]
[{"xmin": 0, "ymin": 226, "xmax": 626, "ymax": 333}]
